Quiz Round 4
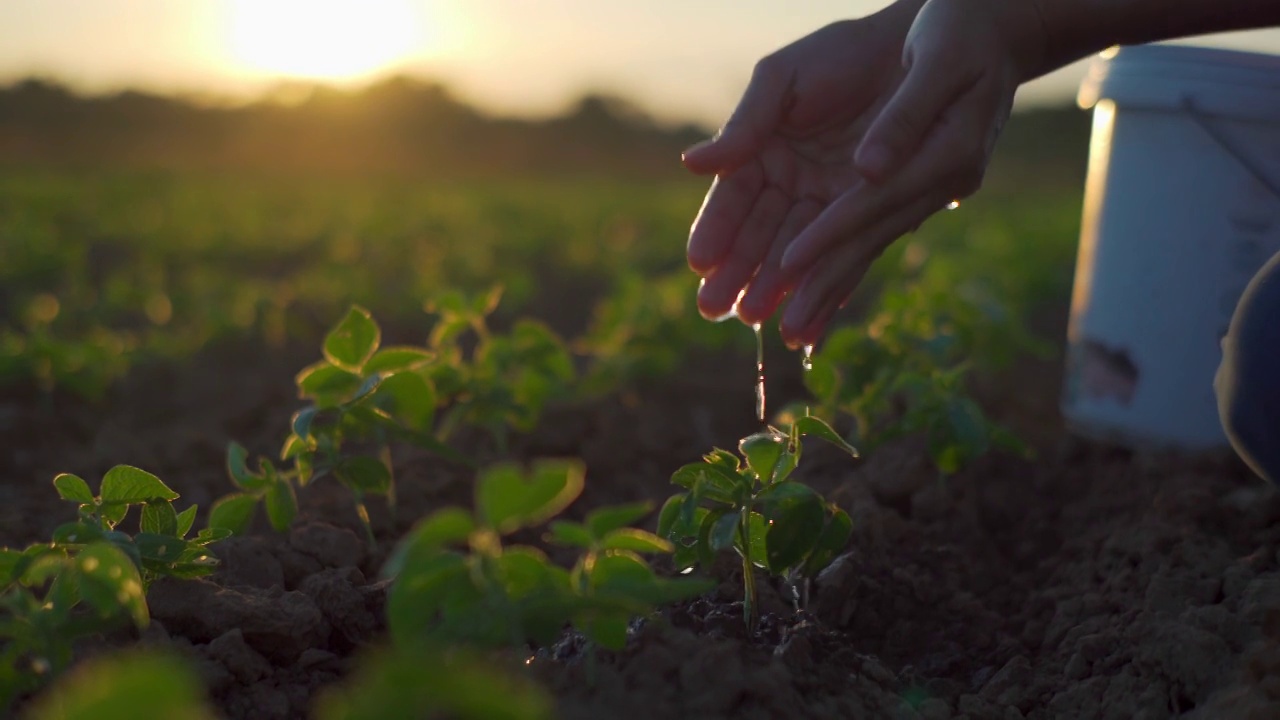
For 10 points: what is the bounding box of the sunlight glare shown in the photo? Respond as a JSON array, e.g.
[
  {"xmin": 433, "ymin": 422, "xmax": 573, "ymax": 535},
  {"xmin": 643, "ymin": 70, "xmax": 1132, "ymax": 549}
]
[{"xmin": 225, "ymin": 0, "xmax": 432, "ymax": 83}]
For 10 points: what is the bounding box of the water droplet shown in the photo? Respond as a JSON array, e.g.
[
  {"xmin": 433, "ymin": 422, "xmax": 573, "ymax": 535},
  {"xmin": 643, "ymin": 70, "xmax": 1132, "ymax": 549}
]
[
  {"xmin": 754, "ymin": 323, "xmax": 766, "ymax": 423},
  {"xmin": 945, "ymin": 200, "xmax": 961, "ymax": 211},
  {"xmin": 801, "ymin": 344, "xmax": 814, "ymax": 372}
]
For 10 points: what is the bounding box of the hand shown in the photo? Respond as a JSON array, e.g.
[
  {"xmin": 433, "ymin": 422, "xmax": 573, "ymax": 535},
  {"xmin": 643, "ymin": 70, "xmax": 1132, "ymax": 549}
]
[
  {"xmin": 682, "ymin": 0, "xmax": 923, "ymax": 333},
  {"xmin": 685, "ymin": 0, "xmax": 1041, "ymax": 348}
]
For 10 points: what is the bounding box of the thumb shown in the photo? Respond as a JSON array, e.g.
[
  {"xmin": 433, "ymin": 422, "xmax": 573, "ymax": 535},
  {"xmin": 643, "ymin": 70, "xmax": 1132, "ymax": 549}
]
[
  {"xmin": 854, "ymin": 50, "xmax": 968, "ymax": 182},
  {"xmin": 683, "ymin": 58, "xmax": 794, "ymax": 175}
]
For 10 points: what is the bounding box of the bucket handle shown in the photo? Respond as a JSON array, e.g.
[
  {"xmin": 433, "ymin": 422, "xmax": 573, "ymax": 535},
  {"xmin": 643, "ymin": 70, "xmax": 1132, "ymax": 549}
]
[{"xmin": 1181, "ymin": 95, "xmax": 1280, "ymax": 201}]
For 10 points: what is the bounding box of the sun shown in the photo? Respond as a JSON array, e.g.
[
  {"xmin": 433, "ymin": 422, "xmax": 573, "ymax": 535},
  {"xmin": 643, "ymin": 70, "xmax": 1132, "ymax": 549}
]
[{"xmin": 224, "ymin": 0, "xmax": 433, "ymax": 83}]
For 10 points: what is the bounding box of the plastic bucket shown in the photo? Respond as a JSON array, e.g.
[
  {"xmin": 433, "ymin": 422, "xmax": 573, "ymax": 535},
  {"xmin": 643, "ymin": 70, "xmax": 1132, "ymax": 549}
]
[{"xmin": 1063, "ymin": 43, "xmax": 1280, "ymax": 450}]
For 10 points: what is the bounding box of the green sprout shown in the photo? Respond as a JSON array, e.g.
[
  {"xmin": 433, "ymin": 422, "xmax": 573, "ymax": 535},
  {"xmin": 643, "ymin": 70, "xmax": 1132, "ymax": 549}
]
[
  {"xmin": 383, "ymin": 460, "xmax": 710, "ymax": 653},
  {"xmin": 0, "ymin": 466, "xmax": 219, "ymax": 711},
  {"xmin": 213, "ymin": 294, "xmax": 575, "ymax": 546},
  {"xmin": 657, "ymin": 416, "xmax": 857, "ymax": 633}
]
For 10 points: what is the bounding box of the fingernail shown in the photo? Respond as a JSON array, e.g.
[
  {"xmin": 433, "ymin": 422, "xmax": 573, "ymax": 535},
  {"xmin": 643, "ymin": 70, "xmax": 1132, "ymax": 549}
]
[{"xmin": 854, "ymin": 142, "xmax": 893, "ymax": 179}]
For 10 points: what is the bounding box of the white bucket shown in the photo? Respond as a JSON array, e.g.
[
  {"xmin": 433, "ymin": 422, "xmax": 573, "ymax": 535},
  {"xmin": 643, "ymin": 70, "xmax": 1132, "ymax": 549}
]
[{"xmin": 1063, "ymin": 43, "xmax": 1280, "ymax": 450}]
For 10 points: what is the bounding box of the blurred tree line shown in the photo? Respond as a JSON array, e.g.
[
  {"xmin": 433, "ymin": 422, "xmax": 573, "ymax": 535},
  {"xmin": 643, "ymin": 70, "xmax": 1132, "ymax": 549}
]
[
  {"xmin": 0, "ymin": 74, "xmax": 1090, "ymax": 183},
  {"xmin": 0, "ymin": 76, "xmax": 709, "ymax": 179}
]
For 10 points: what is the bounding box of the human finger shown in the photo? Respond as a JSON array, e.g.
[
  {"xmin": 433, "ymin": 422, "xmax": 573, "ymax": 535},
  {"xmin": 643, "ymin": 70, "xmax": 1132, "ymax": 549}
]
[
  {"xmin": 687, "ymin": 163, "xmax": 766, "ymax": 274},
  {"xmin": 696, "ymin": 187, "xmax": 791, "ymax": 320},
  {"xmin": 683, "ymin": 56, "xmax": 796, "ymax": 176}
]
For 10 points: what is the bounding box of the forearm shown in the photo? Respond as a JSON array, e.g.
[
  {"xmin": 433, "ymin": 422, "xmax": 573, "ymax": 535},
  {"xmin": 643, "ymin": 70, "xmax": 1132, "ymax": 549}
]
[{"xmin": 1027, "ymin": 0, "xmax": 1280, "ymax": 79}]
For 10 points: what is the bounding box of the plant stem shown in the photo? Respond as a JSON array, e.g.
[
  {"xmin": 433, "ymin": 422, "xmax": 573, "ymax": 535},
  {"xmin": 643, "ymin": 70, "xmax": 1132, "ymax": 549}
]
[{"xmin": 739, "ymin": 508, "xmax": 759, "ymax": 634}]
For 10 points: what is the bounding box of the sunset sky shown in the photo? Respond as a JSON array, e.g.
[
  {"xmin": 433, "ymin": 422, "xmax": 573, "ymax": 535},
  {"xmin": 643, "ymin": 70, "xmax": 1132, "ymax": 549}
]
[{"xmin": 3, "ymin": 0, "xmax": 1280, "ymax": 126}]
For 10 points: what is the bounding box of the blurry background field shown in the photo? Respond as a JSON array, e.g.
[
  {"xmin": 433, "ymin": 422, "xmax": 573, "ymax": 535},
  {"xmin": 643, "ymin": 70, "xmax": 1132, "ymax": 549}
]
[{"xmin": 0, "ymin": 71, "xmax": 1093, "ymax": 403}]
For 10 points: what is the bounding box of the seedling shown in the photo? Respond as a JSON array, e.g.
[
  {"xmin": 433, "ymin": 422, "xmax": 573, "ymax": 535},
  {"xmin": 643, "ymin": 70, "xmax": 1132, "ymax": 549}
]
[
  {"xmin": 383, "ymin": 460, "xmax": 710, "ymax": 652},
  {"xmin": 657, "ymin": 415, "xmax": 857, "ymax": 633},
  {"xmin": 0, "ymin": 466, "xmax": 219, "ymax": 711},
  {"xmin": 794, "ymin": 284, "xmax": 1033, "ymax": 474},
  {"xmin": 213, "ymin": 295, "xmax": 574, "ymax": 545},
  {"xmin": 50, "ymin": 465, "xmax": 224, "ymax": 585}
]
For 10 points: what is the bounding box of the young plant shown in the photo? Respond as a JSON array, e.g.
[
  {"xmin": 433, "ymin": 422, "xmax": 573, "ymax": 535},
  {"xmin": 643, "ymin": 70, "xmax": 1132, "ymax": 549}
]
[
  {"xmin": 545, "ymin": 500, "xmax": 710, "ymax": 649},
  {"xmin": 795, "ymin": 281, "xmax": 1034, "ymax": 475},
  {"xmin": 21, "ymin": 647, "xmax": 217, "ymax": 720},
  {"xmin": 657, "ymin": 416, "xmax": 857, "ymax": 633},
  {"xmin": 424, "ymin": 288, "xmax": 575, "ymax": 450},
  {"xmin": 50, "ymin": 465, "xmax": 224, "ymax": 585},
  {"xmin": 212, "ymin": 304, "xmax": 462, "ymax": 543},
  {"xmin": 213, "ymin": 294, "xmax": 574, "ymax": 544},
  {"xmin": 383, "ymin": 460, "xmax": 709, "ymax": 653},
  {"xmin": 0, "ymin": 466, "xmax": 216, "ymax": 711}
]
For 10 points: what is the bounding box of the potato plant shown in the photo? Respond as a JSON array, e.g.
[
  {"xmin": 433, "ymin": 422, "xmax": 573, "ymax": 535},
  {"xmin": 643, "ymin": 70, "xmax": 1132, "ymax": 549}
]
[
  {"xmin": 793, "ymin": 281, "xmax": 1036, "ymax": 474},
  {"xmin": 657, "ymin": 416, "xmax": 857, "ymax": 632},
  {"xmin": 383, "ymin": 459, "xmax": 711, "ymax": 652},
  {"xmin": 212, "ymin": 293, "xmax": 574, "ymax": 545},
  {"xmin": 0, "ymin": 466, "xmax": 218, "ymax": 711}
]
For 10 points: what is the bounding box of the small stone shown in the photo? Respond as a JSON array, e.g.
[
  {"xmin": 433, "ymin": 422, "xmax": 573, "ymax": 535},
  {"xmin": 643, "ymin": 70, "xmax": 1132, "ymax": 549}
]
[
  {"xmin": 204, "ymin": 628, "xmax": 272, "ymax": 684},
  {"xmin": 289, "ymin": 521, "xmax": 365, "ymax": 569}
]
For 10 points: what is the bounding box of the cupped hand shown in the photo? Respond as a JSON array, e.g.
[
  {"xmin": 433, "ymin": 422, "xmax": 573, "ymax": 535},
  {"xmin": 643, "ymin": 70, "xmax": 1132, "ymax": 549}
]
[
  {"xmin": 682, "ymin": 1, "xmax": 922, "ymax": 328},
  {"xmin": 685, "ymin": 0, "xmax": 1042, "ymax": 349}
]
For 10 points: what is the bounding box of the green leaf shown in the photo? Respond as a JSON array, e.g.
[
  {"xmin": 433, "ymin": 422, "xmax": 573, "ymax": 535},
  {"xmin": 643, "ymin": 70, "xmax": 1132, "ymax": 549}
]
[
  {"xmin": 364, "ymin": 347, "xmax": 435, "ymax": 375},
  {"xmin": 140, "ymin": 501, "xmax": 178, "ymax": 536},
  {"xmin": 134, "ymin": 533, "xmax": 189, "ymax": 565},
  {"xmin": 771, "ymin": 447, "xmax": 799, "ymax": 486},
  {"xmin": 656, "ymin": 494, "xmax": 684, "ymax": 541},
  {"xmin": 946, "ymin": 396, "xmax": 991, "ymax": 458},
  {"xmin": 208, "ymin": 493, "xmax": 258, "ymax": 535},
  {"xmin": 264, "ymin": 479, "xmax": 298, "ymax": 532},
  {"xmin": 175, "ymin": 505, "xmax": 198, "ymax": 539},
  {"xmin": 335, "ymin": 456, "xmax": 393, "ymax": 494},
  {"xmin": 296, "ymin": 362, "xmax": 363, "ymax": 403},
  {"xmin": 701, "ymin": 448, "xmax": 740, "ymax": 471},
  {"xmin": 226, "ymin": 442, "xmax": 269, "ymax": 492},
  {"xmin": 383, "ymin": 508, "xmax": 475, "ymax": 579},
  {"xmin": 292, "ymin": 407, "xmax": 318, "ymax": 440},
  {"xmin": 739, "ymin": 430, "xmax": 787, "ymax": 484},
  {"xmin": 793, "ymin": 415, "xmax": 859, "ymax": 457},
  {"xmin": 191, "ymin": 527, "xmax": 232, "ymax": 545},
  {"xmin": 386, "ymin": 552, "xmax": 471, "ymax": 645},
  {"xmin": 585, "ymin": 501, "xmax": 653, "ymax": 539},
  {"xmin": 99, "ymin": 502, "xmax": 128, "ymax": 529},
  {"xmin": 599, "ymin": 529, "xmax": 672, "ymax": 554},
  {"xmin": 671, "ymin": 462, "xmax": 744, "ymax": 503},
  {"xmin": 23, "ymin": 649, "xmax": 217, "ymax": 720},
  {"xmin": 545, "ymin": 521, "xmax": 593, "ymax": 548},
  {"xmin": 325, "ymin": 306, "xmax": 381, "ymax": 372},
  {"xmin": 802, "ymin": 355, "xmax": 840, "ymax": 400},
  {"xmin": 0, "ymin": 548, "xmax": 25, "ymax": 584},
  {"xmin": 75, "ymin": 542, "xmax": 147, "ymax": 628},
  {"xmin": 100, "ymin": 466, "xmax": 179, "ymax": 504},
  {"xmin": 581, "ymin": 614, "xmax": 630, "ymax": 651},
  {"xmin": 760, "ymin": 484, "xmax": 826, "ymax": 573},
  {"xmin": 53, "ymin": 473, "xmax": 94, "ymax": 504},
  {"xmin": 52, "ymin": 521, "xmax": 103, "ymax": 545},
  {"xmin": 375, "ymin": 371, "xmax": 436, "ymax": 431},
  {"xmin": 476, "ymin": 460, "xmax": 585, "ymax": 534},
  {"xmin": 709, "ymin": 512, "xmax": 739, "ymax": 552},
  {"xmin": 802, "ymin": 507, "xmax": 853, "ymax": 577}
]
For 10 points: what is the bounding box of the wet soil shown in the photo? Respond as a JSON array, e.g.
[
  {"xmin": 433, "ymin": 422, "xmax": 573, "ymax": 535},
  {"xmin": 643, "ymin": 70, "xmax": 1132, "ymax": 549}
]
[{"xmin": 3, "ymin": 312, "xmax": 1280, "ymax": 720}]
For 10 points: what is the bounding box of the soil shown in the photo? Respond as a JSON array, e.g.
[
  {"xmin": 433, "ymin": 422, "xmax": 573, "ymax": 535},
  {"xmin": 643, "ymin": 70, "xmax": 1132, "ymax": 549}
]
[{"xmin": 4, "ymin": 307, "xmax": 1280, "ymax": 720}]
